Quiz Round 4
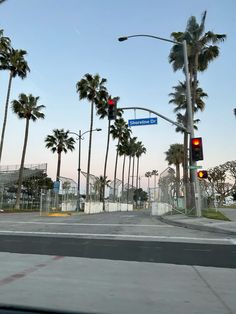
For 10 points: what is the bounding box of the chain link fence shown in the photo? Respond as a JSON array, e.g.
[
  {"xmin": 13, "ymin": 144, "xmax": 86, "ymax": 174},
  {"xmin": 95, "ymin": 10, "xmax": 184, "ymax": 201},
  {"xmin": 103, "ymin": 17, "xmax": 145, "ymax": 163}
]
[{"xmin": 40, "ymin": 188, "xmax": 77, "ymax": 215}]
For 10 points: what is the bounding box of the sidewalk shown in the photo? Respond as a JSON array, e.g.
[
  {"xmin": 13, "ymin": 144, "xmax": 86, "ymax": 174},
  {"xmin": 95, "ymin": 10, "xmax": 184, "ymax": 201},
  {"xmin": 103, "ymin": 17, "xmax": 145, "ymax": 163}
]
[{"xmin": 159, "ymin": 212, "xmax": 236, "ymax": 236}]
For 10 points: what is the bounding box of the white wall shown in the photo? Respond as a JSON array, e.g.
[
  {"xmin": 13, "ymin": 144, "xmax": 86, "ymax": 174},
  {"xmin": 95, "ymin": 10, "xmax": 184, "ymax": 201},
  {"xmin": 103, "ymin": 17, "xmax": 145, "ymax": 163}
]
[
  {"xmin": 84, "ymin": 202, "xmax": 103, "ymax": 214},
  {"xmin": 84, "ymin": 202, "xmax": 133, "ymax": 214},
  {"xmin": 151, "ymin": 202, "xmax": 172, "ymax": 216},
  {"xmin": 61, "ymin": 201, "xmax": 77, "ymax": 212}
]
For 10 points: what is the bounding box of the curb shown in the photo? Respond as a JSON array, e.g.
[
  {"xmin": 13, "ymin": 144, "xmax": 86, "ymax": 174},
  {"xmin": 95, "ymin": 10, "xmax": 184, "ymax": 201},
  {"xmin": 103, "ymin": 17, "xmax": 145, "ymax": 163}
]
[{"xmin": 158, "ymin": 215, "xmax": 236, "ymax": 236}]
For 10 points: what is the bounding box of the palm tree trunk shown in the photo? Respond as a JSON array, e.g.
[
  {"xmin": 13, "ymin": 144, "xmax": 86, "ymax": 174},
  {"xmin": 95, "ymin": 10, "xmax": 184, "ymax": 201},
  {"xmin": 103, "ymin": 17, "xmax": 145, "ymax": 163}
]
[
  {"xmin": 131, "ymin": 155, "xmax": 135, "ymax": 188},
  {"xmin": 103, "ymin": 120, "xmax": 111, "ymax": 209},
  {"xmin": 136, "ymin": 157, "xmax": 139, "ymax": 191},
  {"xmin": 121, "ymin": 155, "xmax": 126, "ymax": 201},
  {"xmin": 127, "ymin": 155, "xmax": 131, "ymax": 204},
  {"xmin": 56, "ymin": 151, "xmax": 62, "ymax": 181},
  {"xmin": 113, "ymin": 139, "xmax": 120, "ymax": 201},
  {"xmin": 15, "ymin": 118, "xmax": 30, "ymax": 209},
  {"xmin": 0, "ymin": 71, "xmax": 13, "ymax": 163},
  {"xmin": 86, "ymin": 100, "xmax": 94, "ymax": 201},
  {"xmin": 176, "ymin": 163, "xmax": 180, "ymax": 199}
]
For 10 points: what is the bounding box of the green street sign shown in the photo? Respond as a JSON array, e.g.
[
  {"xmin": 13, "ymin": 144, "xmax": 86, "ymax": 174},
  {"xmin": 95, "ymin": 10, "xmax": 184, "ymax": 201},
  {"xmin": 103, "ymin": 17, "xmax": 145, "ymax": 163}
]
[{"xmin": 188, "ymin": 165, "xmax": 203, "ymax": 170}]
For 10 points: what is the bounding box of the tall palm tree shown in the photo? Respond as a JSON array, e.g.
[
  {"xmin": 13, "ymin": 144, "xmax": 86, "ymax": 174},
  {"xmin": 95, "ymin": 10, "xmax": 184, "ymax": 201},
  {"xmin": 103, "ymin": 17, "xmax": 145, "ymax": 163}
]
[
  {"xmin": 76, "ymin": 73, "xmax": 107, "ymax": 201},
  {"xmin": 152, "ymin": 170, "xmax": 158, "ymax": 189},
  {"xmin": 110, "ymin": 118, "xmax": 131, "ymax": 200},
  {"xmin": 135, "ymin": 141, "xmax": 146, "ymax": 190},
  {"xmin": 0, "ymin": 49, "xmax": 30, "ymax": 162},
  {"xmin": 165, "ymin": 144, "xmax": 184, "ymax": 199},
  {"xmin": 169, "ymin": 11, "xmax": 226, "ymax": 113},
  {"xmin": 96, "ymin": 95, "xmax": 122, "ymax": 206},
  {"xmin": 12, "ymin": 93, "xmax": 45, "ymax": 209},
  {"xmin": 45, "ymin": 129, "xmax": 75, "ymax": 181},
  {"xmin": 145, "ymin": 171, "xmax": 152, "ymax": 203},
  {"xmin": 126, "ymin": 137, "xmax": 137, "ymax": 203},
  {"xmin": 117, "ymin": 138, "xmax": 128, "ymax": 201}
]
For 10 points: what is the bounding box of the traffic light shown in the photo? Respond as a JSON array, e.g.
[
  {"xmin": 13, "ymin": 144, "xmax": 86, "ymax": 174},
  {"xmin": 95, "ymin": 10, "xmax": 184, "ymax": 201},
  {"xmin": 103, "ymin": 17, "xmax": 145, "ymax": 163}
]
[
  {"xmin": 191, "ymin": 137, "xmax": 203, "ymax": 161},
  {"xmin": 197, "ymin": 170, "xmax": 208, "ymax": 179},
  {"xmin": 107, "ymin": 98, "xmax": 117, "ymax": 120}
]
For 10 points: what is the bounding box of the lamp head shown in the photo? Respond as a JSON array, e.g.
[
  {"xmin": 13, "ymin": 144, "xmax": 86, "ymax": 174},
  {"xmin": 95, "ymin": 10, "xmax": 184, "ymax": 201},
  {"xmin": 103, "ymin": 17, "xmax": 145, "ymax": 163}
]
[{"xmin": 118, "ymin": 37, "xmax": 128, "ymax": 42}]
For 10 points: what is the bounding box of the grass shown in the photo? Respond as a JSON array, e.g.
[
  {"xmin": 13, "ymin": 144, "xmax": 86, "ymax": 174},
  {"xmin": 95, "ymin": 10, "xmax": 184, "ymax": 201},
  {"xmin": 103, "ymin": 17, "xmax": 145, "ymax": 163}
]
[
  {"xmin": 222, "ymin": 204, "xmax": 236, "ymax": 209},
  {"xmin": 202, "ymin": 208, "xmax": 230, "ymax": 221}
]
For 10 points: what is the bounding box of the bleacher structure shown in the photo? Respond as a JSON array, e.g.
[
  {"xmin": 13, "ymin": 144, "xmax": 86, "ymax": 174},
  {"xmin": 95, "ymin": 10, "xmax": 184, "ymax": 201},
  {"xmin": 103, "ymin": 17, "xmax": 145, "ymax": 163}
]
[{"xmin": 0, "ymin": 163, "xmax": 47, "ymax": 186}]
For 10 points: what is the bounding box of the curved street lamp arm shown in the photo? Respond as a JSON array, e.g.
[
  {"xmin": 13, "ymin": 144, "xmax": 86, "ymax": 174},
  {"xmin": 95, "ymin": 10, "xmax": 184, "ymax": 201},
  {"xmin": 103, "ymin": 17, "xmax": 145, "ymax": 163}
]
[{"xmin": 118, "ymin": 34, "xmax": 178, "ymax": 45}]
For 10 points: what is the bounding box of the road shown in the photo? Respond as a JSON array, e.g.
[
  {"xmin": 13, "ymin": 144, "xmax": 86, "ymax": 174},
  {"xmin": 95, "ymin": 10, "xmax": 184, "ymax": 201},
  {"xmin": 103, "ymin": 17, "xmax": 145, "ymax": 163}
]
[
  {"xmin": 0, "ymin": 210, "xmax": 235, "ymax": 268},
  {"xmin": 0, "ymin": 210, "xmax": 236, "ymax": 314}
]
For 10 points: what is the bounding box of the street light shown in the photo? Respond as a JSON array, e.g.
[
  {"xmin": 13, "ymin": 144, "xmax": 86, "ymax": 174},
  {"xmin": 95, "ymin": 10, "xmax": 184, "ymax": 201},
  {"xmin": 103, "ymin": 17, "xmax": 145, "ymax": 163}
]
[
  {"xmin": 69, "ymin": 128, "xmax": 102, "ymax": 211},
  {"xmin": 118, "ymin": 34, "xmax": 200, "ymax": 216}
]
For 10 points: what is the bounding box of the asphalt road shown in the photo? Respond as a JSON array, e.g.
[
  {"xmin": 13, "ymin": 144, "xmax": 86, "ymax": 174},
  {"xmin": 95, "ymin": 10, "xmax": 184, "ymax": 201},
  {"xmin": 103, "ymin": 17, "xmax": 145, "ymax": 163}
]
[
  {"xmin": 0, "ymin": 210, "xmax": 236, "ymax": 268},
  {"xmin": 0, "ymin": 210, "xmax": 236, "ymax": 243}
]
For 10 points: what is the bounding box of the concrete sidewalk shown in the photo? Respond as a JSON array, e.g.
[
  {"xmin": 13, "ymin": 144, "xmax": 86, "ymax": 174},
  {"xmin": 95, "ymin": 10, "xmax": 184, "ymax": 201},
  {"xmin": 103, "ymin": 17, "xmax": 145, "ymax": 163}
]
[{"xmin": 159, "ymin": 213, "xmax": 236, "ymax": 236}]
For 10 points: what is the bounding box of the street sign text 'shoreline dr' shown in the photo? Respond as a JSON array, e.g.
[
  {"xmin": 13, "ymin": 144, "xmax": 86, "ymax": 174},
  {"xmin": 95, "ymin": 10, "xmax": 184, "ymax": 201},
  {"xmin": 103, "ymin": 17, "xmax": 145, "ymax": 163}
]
[{"xmin": 128, "ymin": 117, "xmax": 158, "ymax": 127}]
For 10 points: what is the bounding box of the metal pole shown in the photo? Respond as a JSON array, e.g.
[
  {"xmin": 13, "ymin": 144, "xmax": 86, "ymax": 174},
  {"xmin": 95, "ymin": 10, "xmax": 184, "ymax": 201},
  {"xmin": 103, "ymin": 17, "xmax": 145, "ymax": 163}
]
[
  {"xmin": 77, "ymin": 130, "xmax": 81, "ymax": 211},
  {"xmin": 182, "ymin": 40, "xmax": 201, "ymax": 217}
]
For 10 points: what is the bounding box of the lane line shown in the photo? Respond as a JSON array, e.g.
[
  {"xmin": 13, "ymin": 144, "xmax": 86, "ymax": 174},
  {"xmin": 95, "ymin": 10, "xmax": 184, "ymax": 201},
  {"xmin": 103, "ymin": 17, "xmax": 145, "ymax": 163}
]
[
  {"xmin": 0, "ymin": 221, "xmax": 173, "ymax": 228},
  {"xmin": 0, "ymin": 230, "xmax": 234, "ymax": 243}
]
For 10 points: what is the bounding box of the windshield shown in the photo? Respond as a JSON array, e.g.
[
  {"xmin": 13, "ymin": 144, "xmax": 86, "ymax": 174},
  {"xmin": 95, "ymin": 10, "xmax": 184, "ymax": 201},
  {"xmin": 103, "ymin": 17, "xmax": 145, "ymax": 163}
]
[{"xmin": 0, "ymin": 1, "xmax": 236, "ymax": 314}]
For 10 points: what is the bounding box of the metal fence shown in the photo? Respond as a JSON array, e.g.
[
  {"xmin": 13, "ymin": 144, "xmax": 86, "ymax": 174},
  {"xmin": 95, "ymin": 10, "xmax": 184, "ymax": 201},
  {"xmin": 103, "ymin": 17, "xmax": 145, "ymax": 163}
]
[{"xmin": 40, "ymin": 188, "xmax": 77, "ymax": 216}]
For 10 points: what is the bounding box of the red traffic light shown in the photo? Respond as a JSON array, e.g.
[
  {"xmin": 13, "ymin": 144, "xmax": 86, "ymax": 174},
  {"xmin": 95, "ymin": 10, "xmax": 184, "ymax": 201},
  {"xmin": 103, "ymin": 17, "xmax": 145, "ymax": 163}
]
[
  {"xmin": 108, "ymin": 99, "xmax": 115, "ymax": 106},
  {"xmin": 192, "ymin": 137, "xmax": 202, "ymax": 146},
  {"xmin": 191, "ymin": 137, "xmax": 203, "ymax": 161},
  {"xmin": 197, "ymin": 170, "xmax": 208, "ymax": 179}
]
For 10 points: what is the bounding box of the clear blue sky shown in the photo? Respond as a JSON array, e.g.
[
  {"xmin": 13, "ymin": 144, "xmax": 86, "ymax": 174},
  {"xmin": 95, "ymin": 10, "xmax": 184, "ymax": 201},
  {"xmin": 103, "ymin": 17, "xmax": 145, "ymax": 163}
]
[{"xmin": 0, "ymin": 0, "xmax": 235, "ymax": 191}]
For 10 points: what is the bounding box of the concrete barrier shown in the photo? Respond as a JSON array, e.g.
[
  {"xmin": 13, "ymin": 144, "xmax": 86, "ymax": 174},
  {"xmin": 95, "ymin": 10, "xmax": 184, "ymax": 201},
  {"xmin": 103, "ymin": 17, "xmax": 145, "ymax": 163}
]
[
  {"xmin": 151, "ymin": 202, "xmax": 172, "ymax": 216},
  {"xmin": 84, "ymin": 202, "xmax": 103, "ymax": 214},
  {"xmin": 84, "ymin": 202, "xmax": 133, "ymax": 214},
  {"xmin": 61, "ymin": 201, "xmax": 77, "ymax": 212}
]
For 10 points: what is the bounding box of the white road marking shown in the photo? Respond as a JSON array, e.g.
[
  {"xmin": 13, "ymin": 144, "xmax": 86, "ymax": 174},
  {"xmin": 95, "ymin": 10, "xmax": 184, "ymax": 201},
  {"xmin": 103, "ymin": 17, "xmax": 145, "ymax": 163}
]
[
  {"xmin": 0, "ymin": 229, "xmax": 234, "ymax": 243},
  {"xmin": 0, "ymin": 221, "xmax": 173, "ymax": 228}
]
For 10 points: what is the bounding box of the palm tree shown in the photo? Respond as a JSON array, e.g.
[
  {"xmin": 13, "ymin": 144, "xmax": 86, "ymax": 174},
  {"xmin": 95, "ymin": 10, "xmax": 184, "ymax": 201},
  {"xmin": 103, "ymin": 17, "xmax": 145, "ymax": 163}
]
[
  {"xmin": 145, "ymin": 171, "xmax": 152, "ymax": 203},
  {"xmin": 152, "ymin": 170, "xmax": 158, "ymax": 189},
  {"xmin": 12, "ymin": 93, "xmax": 45, "ymax": 209},
  {"xmin": 117, "ymin": 139, "xmax": 128, "ymax": 201},
  {"xmin": 110, "ymin": 118, "xmax": 131, "ymax": 200},
  {"xmin": 169, "ymin": 11, "xmax": 226, "ymax": 113},
  {"xmin": 169, "ymin": 81, "xmax": 207, "ymax": 190},
  {"xmin": 45, "ymin": 129, "xmax": 75, "ymax": 181},
  {"xmin": 126, "ymin": 137, "xmax": 137, "ymax": 203},
  {"xmin": 0, "ymin": 49, "xmax": 30, "ymax": 162},
  {"xmin": 0, "ymin": 29, "xmax": 11, "ymax": 57},
  {"xmin": 169, "ymin": 81, "xmax": 207, "ymax": 113},
  {"xmin": 76, "ymin": 73, "xmax": 107, "ymax": 201},
  {"xmin": 135, "ymin": 141, "xmax": 146, "ymax": 191},
  {"xmin": 165, "ymin": 144, "xmax": 184, "ymax": 199},
  {"xmin": 96, "ymin": 95, "xmax": 122, "ymax": 207},
  {"xmin": 94, "ymin": 175, "xmax": 111, "ymax": 203}
]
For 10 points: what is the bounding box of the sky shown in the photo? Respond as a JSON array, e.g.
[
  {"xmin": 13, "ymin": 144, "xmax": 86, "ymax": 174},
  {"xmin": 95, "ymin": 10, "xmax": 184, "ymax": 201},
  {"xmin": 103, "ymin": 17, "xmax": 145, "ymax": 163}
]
[{"xmin": 0, "ymin": 0, "xmax": 235, "ymax": 192}]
